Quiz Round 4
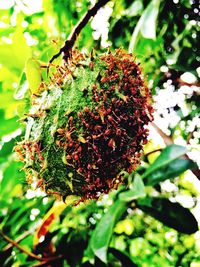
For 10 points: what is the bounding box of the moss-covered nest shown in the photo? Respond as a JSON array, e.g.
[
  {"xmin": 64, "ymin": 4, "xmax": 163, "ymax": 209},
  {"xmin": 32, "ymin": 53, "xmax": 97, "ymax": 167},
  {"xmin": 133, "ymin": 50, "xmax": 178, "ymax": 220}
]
[{"xmin": 15, "ymin": 49, "xmax": 153, "ymax": 201}]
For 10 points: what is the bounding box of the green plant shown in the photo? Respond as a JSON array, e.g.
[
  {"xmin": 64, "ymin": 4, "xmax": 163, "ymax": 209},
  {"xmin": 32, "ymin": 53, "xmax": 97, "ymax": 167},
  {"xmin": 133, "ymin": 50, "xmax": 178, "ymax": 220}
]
[{"xmin": 0, "ymin": 0, "xmax": 199, "ymax": 266}]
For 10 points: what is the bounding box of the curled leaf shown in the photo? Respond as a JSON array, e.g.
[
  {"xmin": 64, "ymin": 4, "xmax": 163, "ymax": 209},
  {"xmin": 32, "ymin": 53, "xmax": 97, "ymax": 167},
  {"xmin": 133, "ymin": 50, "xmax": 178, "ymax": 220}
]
[{"xmin": 25, "ymin": 58, "xmax": 42, "ymax": 95}]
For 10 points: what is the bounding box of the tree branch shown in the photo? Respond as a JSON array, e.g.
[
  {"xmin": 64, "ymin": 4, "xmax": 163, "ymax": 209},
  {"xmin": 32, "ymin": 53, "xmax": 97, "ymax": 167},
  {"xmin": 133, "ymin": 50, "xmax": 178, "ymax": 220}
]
[
  {"xmin": 49, "ymin": 0, "xmax": 110, "ymax": 64},
  {"xmin": 0, "ymin": 230, "xmax": 63, "ymax": 263},
  {"xmin": 150, "ymin": 122, "xmax": 173, "ymax": 145},
  {"xmin": 144, "ymin": 148, "xmax": 162, "ymax": 157},
  {"xmin": 2, "ymin": 230, "xmax": 30, "ymax": 252}
]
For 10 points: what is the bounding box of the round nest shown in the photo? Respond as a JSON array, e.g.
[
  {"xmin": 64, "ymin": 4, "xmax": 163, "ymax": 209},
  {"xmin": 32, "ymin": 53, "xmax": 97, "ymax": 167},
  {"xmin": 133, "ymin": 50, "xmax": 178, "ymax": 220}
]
[{"xmin": 15, "ymin": 49, "xmax": 153, "ymax": 201}]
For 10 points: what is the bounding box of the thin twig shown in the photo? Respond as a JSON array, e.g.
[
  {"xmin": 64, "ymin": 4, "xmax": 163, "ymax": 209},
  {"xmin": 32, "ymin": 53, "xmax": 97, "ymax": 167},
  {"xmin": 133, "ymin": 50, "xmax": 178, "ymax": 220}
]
[
  {"xmin": 49, "ymin": 0, "xmax": 110, "ymax": 64},
  {"xmin": 186, "ymin": 126, "xmax": 197, "ymax": 144},
  {"xmin": 2, "ymin": 230, "xmax": 30, "ymax": 252},
  {"xmin": 175, "ymin": 248, "xmax": 189, "ymax": 267},
  {"xmin": 0, "ymin": 230, "xmax": 63, "ymax": 263},
  {"xmin": 144, "ymin": 148, "xmax": 162, "ymax": 157},
  {"xmin": 150, "ymin": 122, "xmax": 173, "ymax": 145}
]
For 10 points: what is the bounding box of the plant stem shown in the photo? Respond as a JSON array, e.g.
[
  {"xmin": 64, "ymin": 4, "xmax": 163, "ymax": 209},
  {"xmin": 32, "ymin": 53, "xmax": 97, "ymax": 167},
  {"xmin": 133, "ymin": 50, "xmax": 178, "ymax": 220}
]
[
  {"xmin": 150, "ymin": 122, "xmax": 173, "ymax": 145},
  {"xmin": 2, "ymin": 230, "xmax": 30, "ymax": 252},
  {"xmin": 144, "ymin": 148, "xmax": 162, "ymax": 157},
  {"xmin": 49, "ymin": 0, "xmax": 110, "ymax": 64},
  {"xmin": 0, "ymin": 230, "xmax": 62, "ymax": 263}
]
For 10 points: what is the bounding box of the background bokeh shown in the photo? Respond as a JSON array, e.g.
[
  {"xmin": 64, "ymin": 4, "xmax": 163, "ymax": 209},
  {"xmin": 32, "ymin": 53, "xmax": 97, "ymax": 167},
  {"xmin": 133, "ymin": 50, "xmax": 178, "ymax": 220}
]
[{"xmin": 0, "ymin": 0, "xmax": 200, "ymax": 266}]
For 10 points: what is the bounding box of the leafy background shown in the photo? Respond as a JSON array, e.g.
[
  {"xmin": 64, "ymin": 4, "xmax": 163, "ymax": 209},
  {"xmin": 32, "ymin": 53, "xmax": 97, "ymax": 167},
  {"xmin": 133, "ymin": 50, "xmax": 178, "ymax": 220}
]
[{"xmin": 0, "ymin": 0, "xmax": 200, "ymax": 266}]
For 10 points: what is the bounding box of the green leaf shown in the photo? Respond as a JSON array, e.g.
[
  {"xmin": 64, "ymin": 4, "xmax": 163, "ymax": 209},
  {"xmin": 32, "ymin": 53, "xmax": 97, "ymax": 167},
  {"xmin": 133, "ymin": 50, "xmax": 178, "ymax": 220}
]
[
  {"xmin": 166, "ymin": 24, "xmax": 191, "ymax": 65},
  {"xmin": 14, "ymin": 71, "xmax": 29, "ymax": 100},
  {"xmin": 90, "ymin": 200, "xmax": 127, "ymax": 263},
  {"xmin": 137, "ymin": 197, "xmax": 198, "ymax": 234},
  {"xmin": 0, "ymin": 91, "xmax": 20, "ymax": 118},
  {"xmin": 141, "ymin": 0, "xmax": 160, "ymax": 39},
  {"xmin": 166, "ymin": 33, "xmax": 184, "ymax": 65},
  {"xmin": 0, "ymin": 29, "xmax": 31, "ymax": 73},
  {"xmin": 0, "ymin": 27, "xmax": 15, "ymax": 37},
  {"xmin": 119, "ymin": 175, "xmax": 146, "ymax": 202},
  {"xmin": 144, "ymin": 158, "xmax": 198, "ymax": 186},
  {"xmin": 125, "ymin": 0, "xmax": 143, "ymax": 17},
  {"xmin": 142, "ymin": 145, "xmax": 187, "ymax": 179},
  {"xmin": 0, "ymin": 161, "xmax": 24, "ymax": 200},
  {"xmin": 0, "ymin": 110, "xmax": 19, "ymax": 139},
  {"xmin": 0, "ymin": 139, "xmax": 15, "ymax": 158},
  {"xmin": 129, "ymin": 0, "xmax": 160, "ymax": 52},
  {"xmin": 2, "ymin": 203, "xmax": 30, "ymax": 234},
  {"xmin": 14, "ymin": 71, "xmax": 31, "ymax": 117},
  {"xmin": 25, "ymin": 58, "xmax": 42, "ymax": 94}
]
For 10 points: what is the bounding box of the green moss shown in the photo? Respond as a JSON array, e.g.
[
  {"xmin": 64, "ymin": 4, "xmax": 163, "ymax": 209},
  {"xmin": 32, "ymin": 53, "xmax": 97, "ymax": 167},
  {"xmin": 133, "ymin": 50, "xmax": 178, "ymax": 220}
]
[{"xmin": 16, "ymin": 49, "xmax": 153, "ymax": 201}]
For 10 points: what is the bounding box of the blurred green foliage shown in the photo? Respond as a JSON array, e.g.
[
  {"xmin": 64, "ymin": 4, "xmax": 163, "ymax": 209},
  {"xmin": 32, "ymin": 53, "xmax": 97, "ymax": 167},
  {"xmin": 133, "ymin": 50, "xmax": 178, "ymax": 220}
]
[{"xmin": 0, "ymin": 0, "xmax": 199, "ymax": 266}]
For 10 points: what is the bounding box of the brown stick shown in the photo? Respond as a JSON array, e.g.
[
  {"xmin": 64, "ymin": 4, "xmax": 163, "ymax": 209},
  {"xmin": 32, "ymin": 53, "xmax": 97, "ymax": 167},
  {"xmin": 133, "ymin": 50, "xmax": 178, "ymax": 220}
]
[
  {"xmin": 150, "ymin": 122, "xmax": 173, "ymax": 145},
  {"xmin": 2, "ymin": 230, "xmax": 30, "ymax": 252},
  {"xmin": 0, "ymin": 230, "xmax": 62, "ymax": 263},
  {"xmin": 144, "ymin": 148, "xmax": 162, "ymax": 157},
  {"xmin": 49, "ymin": 0, "xmax": 110, "ymax": 64}
]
